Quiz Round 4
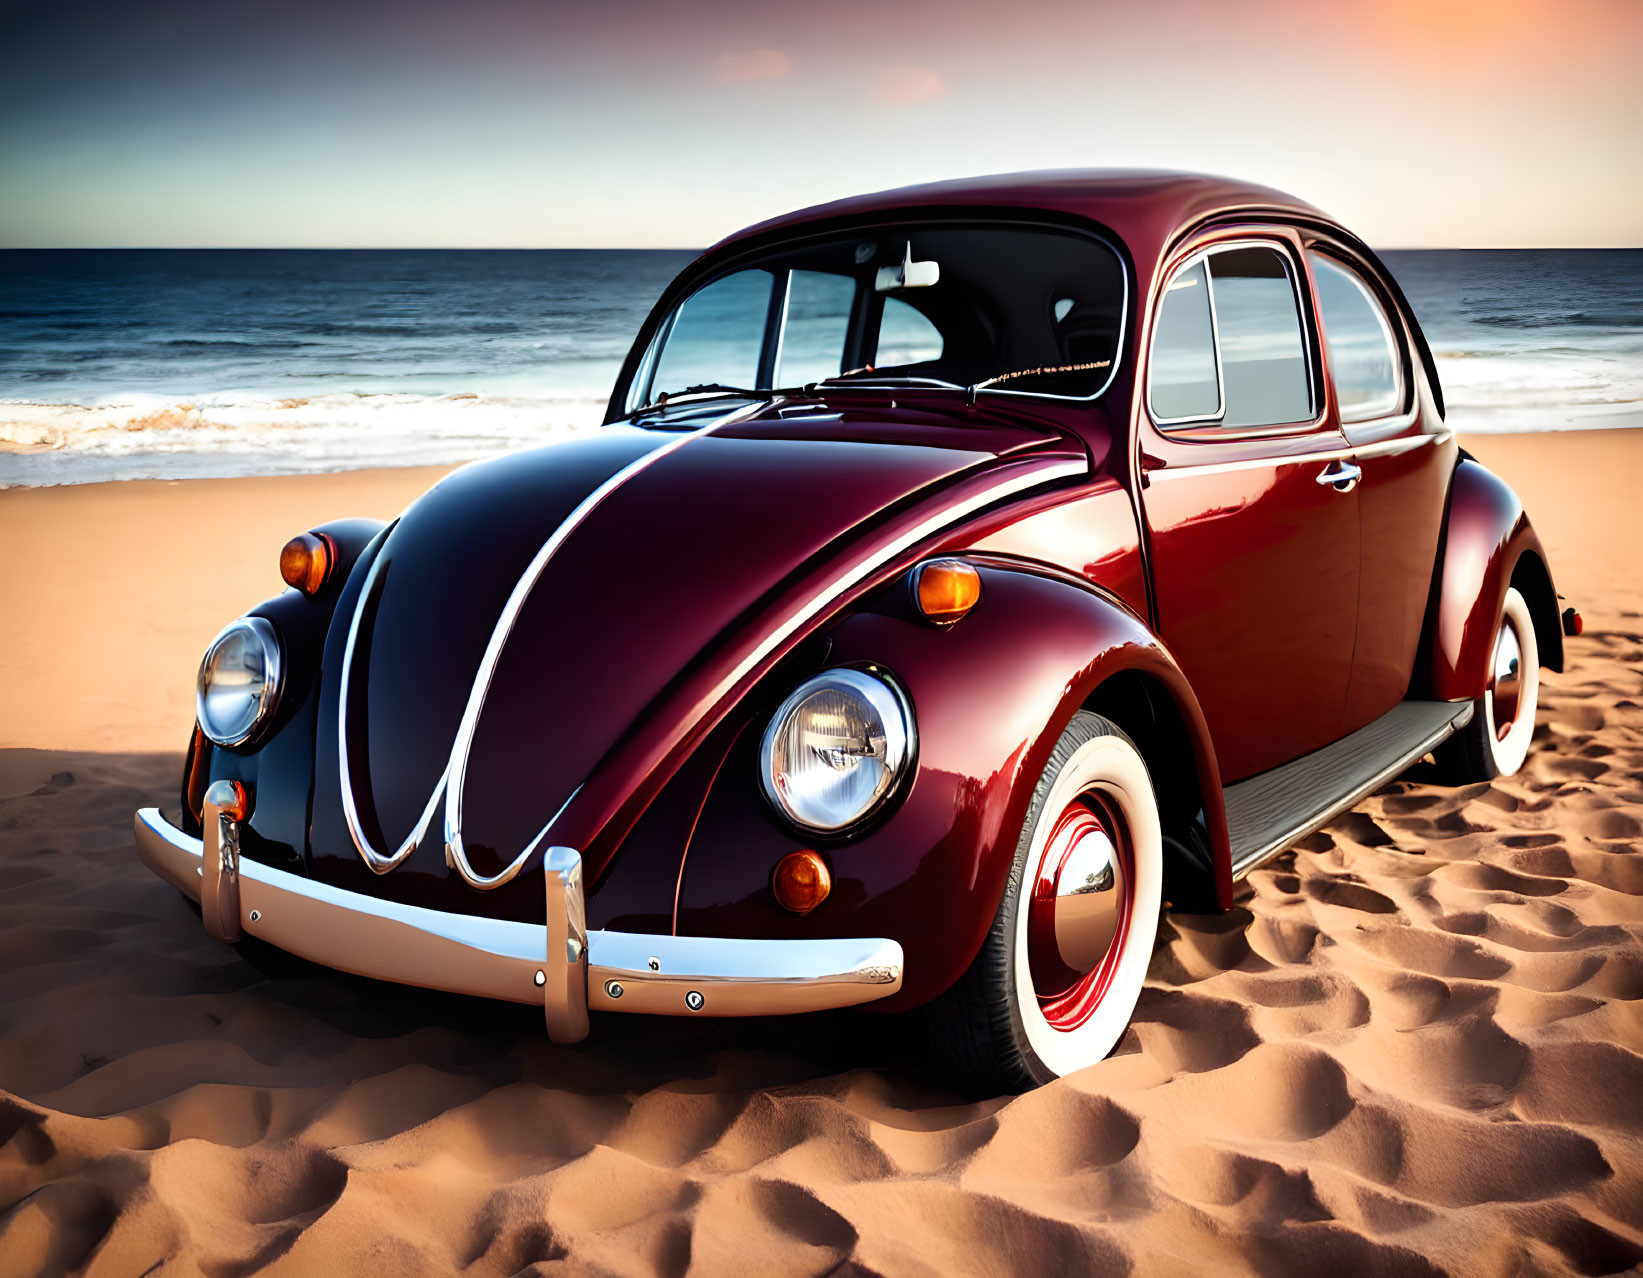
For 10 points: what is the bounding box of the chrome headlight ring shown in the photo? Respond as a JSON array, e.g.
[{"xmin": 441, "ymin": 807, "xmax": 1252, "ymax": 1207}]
[
  {"xmin": 759, "ymin": 667, "xmax": 916, "ymax": 834},
  {"xmin": 196, "ymin": 616, "xmax": 284, "ymax": 748}
]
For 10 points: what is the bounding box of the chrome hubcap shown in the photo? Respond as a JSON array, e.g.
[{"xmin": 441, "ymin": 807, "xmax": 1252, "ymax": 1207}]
[
  {"xmin": 1490, "ymin": 619, "xmax": 1523, "ymax": 741},
  {"xmin": 1026, "ymin": 796, "xmax": 1131, "ymax": 1019}
]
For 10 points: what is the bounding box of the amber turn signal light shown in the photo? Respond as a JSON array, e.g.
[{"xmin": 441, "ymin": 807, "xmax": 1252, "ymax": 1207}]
[
  {"xmin": 280, "ymin": 532, "xmax": 334, "ymax": 596},
  {"xmin": 1562, "ymin": 606, "xmax": 1584, "ymax": 637},
  {"xmin": 772, "ymin": 850, "xmax": 832, "ymax": 915},
  {"xmin": 203, "ymin": 778, "xmax": 250, "ymax": 821},
  {"xmin": 914, "ymin": 559, "xmax": 982, "ymax": 623}
]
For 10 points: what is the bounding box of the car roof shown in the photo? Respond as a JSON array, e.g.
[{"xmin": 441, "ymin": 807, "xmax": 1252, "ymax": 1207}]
[
  {"xmin": 638, "ymin": 170, "xmax": 1444, "ymax": 421},
  {"xmin": 706, "ymin": 169, "xmax": 1335, "ymax": 268}
]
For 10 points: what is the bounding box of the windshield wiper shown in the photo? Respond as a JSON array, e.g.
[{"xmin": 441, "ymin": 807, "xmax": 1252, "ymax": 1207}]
[
  {"xmin": 628, "ymin": 383, "xmax": 806, "ymax": 422},
  {"xmin": 814, "ymin": 371, "xmax": 965, "ymax": 391}
]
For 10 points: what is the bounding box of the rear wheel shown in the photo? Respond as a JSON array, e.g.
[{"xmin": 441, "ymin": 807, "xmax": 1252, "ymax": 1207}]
[
  {"xmin": 927, "ymin": 711, "xmax": 1162, "ymax": 1091},
  {"xmin": 1435, "ymin": 586, "xmax": 1540, "ymax": 782}
]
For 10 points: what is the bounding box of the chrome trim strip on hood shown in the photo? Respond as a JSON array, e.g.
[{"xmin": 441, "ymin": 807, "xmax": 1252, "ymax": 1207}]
[
  {"xmin": 337, "ymin": 549, "xmax": 449, "ymax": 873},
  {"xmin": 338, "ymin": 421, "xmax": 708, "ymax": 880},
  {"xmin": 339, "ymin": 413, "xmax": 1087, "ymax": 888},
  {"xmin": 440, "ymin": 423, "xmax": 711, "ymax": 888}
]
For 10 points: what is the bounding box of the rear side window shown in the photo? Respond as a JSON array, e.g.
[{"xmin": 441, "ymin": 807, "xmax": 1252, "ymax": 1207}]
[
  {"xmin": 1148, "ymin": 243, "xmax": 1314, "ymax": 430},
  {"xmin": 876, "ymin": 296, "xmax": 945, "ymax": 369},
  {"xmin": 1309, "ymin": 252, "xmax": 1404, "ymax": 422}
]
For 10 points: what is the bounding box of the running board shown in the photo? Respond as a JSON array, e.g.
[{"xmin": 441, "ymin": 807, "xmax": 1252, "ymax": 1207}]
[{"xmin": 1225, "ymin": 699, "xmax": 1474, "ymax": 879}]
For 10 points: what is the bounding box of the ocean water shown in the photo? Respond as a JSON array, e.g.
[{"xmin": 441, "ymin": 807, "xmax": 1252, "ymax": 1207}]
[
  {"xmin": 0, "ymin": 249, "xmax": 694, "ymax": 487},
  {"xmin": 1, "ymin": 247, "xmax": 1639, "ymax": 488},
  {"xmin": 1381, "ymin": 249, "xmax": 1643, "ymax": 436}
]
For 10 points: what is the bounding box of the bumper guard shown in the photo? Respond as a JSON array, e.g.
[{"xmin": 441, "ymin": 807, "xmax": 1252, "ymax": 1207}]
[{"xmin": 134, "ymin": 804, "xmax": 903, "ymax": 1042}]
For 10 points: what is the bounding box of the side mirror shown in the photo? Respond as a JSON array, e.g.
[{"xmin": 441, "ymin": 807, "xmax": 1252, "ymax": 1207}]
[{"xmin": 875, "ymin": 241, "xmax": 940, "ymax": 292}]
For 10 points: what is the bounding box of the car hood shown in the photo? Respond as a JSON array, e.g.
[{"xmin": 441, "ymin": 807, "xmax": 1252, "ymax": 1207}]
[{"xmin": 313, "ymin": 401, "xmax": 1088, "ymax": 889}]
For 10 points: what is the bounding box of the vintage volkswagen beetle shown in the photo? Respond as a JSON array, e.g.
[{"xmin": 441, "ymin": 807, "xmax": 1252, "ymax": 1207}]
[{"xmin": 135, "ymin": 171, "xmax": 1576, "ymax": 1090}]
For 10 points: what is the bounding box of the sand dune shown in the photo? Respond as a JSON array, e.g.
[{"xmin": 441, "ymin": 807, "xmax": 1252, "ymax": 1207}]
[{"xmin": 1, "ymin": 430, "xmax": 1641, "ymax": 1274}]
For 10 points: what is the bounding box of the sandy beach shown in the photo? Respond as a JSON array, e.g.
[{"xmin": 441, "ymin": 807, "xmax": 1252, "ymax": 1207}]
[{"xmin": 1, "ymin": 429, "xmax": 1641, "ymax": 1274}]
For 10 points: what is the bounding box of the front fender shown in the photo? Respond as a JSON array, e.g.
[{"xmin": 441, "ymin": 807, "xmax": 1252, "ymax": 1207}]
[
  {"xmin": 669, "ymin": 559, "xmax": 1227, "ymax": 1010},
  {"xmin": 1423, "ymin": 457, "xmax": 1563, "ymax": 702},
  {"xmin": 180, "ymin": 517, "xmax": 387, "ymax": 860}
]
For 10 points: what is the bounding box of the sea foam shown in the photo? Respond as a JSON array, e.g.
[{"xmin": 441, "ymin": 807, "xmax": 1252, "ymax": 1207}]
[{"xmin": 0, "ymin": 392, "xmax": 607, "ymax": 487}]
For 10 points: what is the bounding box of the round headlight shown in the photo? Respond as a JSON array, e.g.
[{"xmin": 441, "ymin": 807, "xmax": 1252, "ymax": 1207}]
[
  {"xmin": 760, "ymin": 668, "xmax": 914, "ymax": 833},
  {"xmin": 196, "ymin": 617, "xmax": 282, "ymax": 747}
]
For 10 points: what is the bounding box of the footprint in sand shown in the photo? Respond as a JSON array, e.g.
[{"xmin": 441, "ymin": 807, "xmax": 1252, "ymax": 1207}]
[
  {"xmin": 1129, "ymin": 988, "xmax": 1263, "ymax": 1073},
  {"xmin": 1154, "ymin": 1144, "xmax": 1331, "ymax": 1225},
  {"xmin": 1305, "ymin": 878, "xmax": 1398, "ymax": 914},
  {"xmin": 1327, "ymin": 812, "xmax": 1397, "ymax": 848}
]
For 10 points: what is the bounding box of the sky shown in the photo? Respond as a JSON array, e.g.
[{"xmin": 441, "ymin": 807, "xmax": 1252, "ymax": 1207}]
[{"xmin": 2, "ymin": 0, "xmax": 1640, "ymax": 249}]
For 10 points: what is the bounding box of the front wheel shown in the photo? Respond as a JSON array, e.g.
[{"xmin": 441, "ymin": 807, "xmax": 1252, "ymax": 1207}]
[
  {"xmin": 1435, "ymin": 585, "xmax": 1541, "ymax": 782},
  {"xmin": 927, "ymin": 711, "xmax": 1162, "ymax": 1091}
]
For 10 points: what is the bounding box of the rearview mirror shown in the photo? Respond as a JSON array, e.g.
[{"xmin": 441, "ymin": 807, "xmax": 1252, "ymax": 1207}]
[{"xmin": 875, "ymin": 241, "xmax": 940, "ymax": 291}]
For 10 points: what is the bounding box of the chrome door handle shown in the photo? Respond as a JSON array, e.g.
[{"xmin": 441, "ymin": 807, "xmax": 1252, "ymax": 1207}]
[{"xmin": 1316, "ymin": 460, "xmax": 1362, "ymax": 492}]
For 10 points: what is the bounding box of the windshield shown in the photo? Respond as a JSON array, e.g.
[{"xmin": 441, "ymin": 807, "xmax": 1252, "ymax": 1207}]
[{"xmin": 624, "ymin": 223, "xmax": 1126, "ymax": 411}]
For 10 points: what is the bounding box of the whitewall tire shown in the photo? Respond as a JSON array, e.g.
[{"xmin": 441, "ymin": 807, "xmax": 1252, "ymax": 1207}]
[
  {"xmin": 927, "ymin": 711, "xmax": 1163, "ymax": 1091},
  {"xmin": 1436, "ymin": 585, "xmax": 1541, "ymax": 782}
]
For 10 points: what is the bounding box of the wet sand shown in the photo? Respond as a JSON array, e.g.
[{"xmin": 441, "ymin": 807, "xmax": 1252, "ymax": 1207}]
[{"xmin": 1, "ymin": 430, "xmax": 1640, "ymax": 1274}]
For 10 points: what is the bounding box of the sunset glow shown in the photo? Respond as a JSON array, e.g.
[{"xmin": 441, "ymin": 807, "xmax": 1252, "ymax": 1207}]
[{"xmin": 1, "ymin": 0, "xmax": 1639, "ymax": 248}]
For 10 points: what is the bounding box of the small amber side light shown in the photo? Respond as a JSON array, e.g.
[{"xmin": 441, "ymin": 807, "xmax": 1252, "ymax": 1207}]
[
  {"xmin": 915, "ymin": 559, "xmax": 982, "ymax": 623},
  {"xmin": 203, "ymin": 778, "xmax": 250, "ymax": 821},
  {"xmin": 1562, "ymin": 607, "xmax": 1584, "ymax": 637},
  {"xmin": 280, "ymin": 532, "xmax": 333, "ymax": 596},
  {"xmin": 772, "ymin": 850, "xmax": 832, "ymax": 915}
]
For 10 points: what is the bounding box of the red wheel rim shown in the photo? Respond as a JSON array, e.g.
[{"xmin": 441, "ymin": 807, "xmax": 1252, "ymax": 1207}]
[
  {"xmin": 1490, "ymin": 616, "xmax": 1524, "ymax": 742},
  {"xmin": 1025, "ymin": 791, "xmax": 1136, "ymax": 1033}
]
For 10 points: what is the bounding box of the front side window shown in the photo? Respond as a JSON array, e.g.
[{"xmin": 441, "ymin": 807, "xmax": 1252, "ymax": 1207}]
[
  {"xmin": 627, "ymin": 224, "xmax": 1126, "ymax": 411},
  {"xmin": 1149, "ymin": 259, "xmax": 1220, "ymax": 421},
  {"xmin": 1309, "ymin": 252, "xmax": 1403, "ymax": 422},
  {"xmin": 1211, "ymin": 248, "xmax": 1313, "ymax": 429},
  {"xmin": 1148, "ymin": 243, "xmax": 1315, "ymax": 431}
]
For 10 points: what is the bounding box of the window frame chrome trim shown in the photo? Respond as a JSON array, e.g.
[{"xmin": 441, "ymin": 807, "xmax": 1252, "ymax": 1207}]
[
  {"xmin": 1146, "ymin": 254, "xmax": 1226, "ymax": 427},
  {"xmin": 1147, "ymin": 237, "xmax": 1323, "ymax": 436}
]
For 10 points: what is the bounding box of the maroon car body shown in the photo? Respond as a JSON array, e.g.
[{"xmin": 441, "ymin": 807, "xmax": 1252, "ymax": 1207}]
[{"xmin": 135, "ymin": 171, "xmax": 1568, "ymax": 1089}]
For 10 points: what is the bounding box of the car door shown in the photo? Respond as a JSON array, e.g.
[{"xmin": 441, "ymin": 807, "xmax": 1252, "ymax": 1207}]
[
  {"xmin": 1138, "ymin": 231, "xmax": 1360, "ymax": 783},
  {"xmin": 1305, "ymin": 244, "xmax": 1456, "ymax": 730}
]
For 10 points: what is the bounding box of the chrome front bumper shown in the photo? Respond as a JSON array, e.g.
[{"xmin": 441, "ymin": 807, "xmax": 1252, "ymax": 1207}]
[{"xmin": 133, "ymin": 805, "xmax": 904, "ymax": 1043}]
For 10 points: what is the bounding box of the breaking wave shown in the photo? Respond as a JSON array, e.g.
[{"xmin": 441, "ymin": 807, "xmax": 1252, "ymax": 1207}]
[{"xmin": 0, "ymin": 391, "xmax": 608, "ymax": 487}]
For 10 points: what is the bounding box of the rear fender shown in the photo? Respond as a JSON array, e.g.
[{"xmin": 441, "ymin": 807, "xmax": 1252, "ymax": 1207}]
[
  {"xmin": 669, "ymin": 558, "xmax": 1230, "ymax": 1010},
  {"xmin": 1421, "ymin": 457, "xmax": 1563, "ymax": 702}
]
